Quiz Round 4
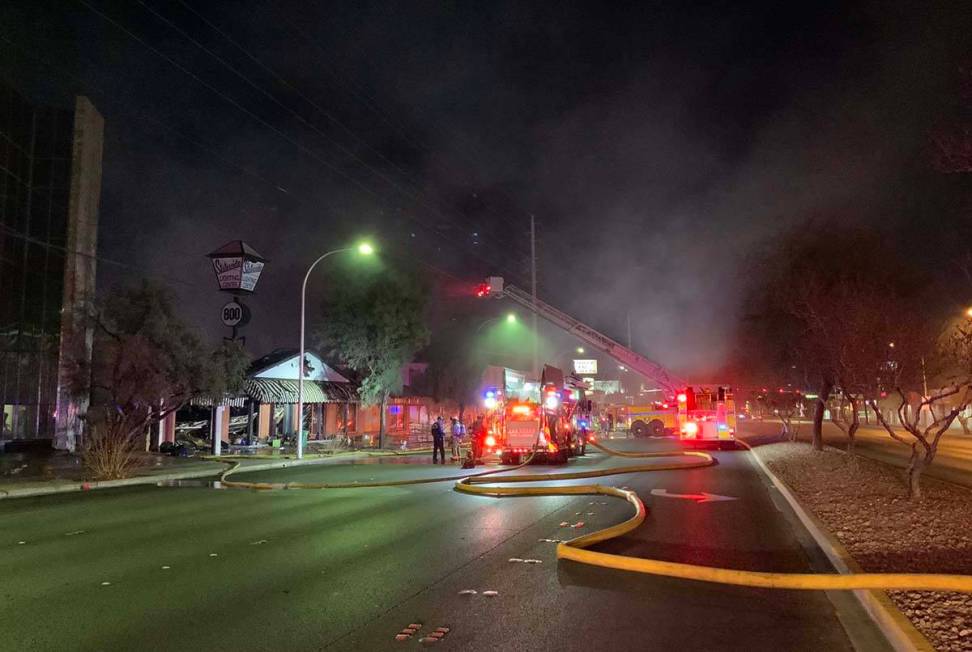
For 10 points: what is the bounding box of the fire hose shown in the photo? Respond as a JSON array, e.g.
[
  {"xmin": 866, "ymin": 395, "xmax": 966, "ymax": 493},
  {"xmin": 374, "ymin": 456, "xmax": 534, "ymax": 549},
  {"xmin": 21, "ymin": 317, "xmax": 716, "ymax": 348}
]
[{"xmin": 216, "ymin": 439, "xmax": 972, "ymax": 592}]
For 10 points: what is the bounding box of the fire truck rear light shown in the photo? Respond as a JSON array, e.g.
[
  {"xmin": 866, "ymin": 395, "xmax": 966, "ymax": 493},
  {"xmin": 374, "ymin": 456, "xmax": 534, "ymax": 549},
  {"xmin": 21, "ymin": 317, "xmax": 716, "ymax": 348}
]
[
  {"xmin": 485, "ymin": 435, "xmax": 496, "ymax": 447},
  {"xmin": 682, "ymin": 421, "xmax": 699, "ymax": 436}
]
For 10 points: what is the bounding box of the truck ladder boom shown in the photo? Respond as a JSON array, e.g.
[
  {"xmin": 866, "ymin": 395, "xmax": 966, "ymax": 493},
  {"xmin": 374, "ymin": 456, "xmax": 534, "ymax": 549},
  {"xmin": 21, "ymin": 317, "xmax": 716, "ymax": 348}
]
[{"xmin": 498, "ymin": 282, "xmax": 685, "ymax": 393}]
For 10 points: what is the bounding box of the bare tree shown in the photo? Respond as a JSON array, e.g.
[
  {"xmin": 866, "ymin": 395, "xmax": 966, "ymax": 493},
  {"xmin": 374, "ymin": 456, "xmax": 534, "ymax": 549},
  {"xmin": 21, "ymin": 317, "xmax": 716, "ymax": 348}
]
[
  {"xmin": 72, "ymin": 283, "xmax": 248, "ymax": 479},
  {"xmin": 868, "ymin": 318, "xmax": 972, "ymax": 499},
  {"xmin": 756, "ymin": 389, "xmax": 806, "ymax": 442},
  {"xmin": 930, "ymin": 65, "xmax": 972, "ymax": 174}
]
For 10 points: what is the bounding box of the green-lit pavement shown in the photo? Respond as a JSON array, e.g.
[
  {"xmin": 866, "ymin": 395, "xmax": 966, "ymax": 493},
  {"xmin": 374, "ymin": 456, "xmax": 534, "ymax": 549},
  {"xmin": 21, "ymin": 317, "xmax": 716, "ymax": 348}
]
[{"xmin": 0, "ymin": 441, "xmax": 887, "ymax": 651}]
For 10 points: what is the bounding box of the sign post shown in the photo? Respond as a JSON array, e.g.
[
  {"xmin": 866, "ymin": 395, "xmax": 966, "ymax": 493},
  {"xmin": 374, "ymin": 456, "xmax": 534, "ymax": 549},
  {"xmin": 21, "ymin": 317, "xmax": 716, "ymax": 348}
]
[{"xmin": 207, "ymin": 240, "xmax": 266, "ymax": 344}]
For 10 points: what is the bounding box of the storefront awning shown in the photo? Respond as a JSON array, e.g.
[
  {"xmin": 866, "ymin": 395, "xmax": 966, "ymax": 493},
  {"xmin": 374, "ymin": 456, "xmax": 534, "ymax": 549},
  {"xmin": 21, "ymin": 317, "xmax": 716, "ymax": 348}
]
[{"xmin": 243, "ymin": 378, "xmax": 356, "ymax": 404}]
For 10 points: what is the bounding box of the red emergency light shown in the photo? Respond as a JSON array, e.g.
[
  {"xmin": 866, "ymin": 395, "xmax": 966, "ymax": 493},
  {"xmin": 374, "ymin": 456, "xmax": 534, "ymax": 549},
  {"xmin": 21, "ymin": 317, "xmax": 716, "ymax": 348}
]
[
  {"xmin": 677, "ymin": 393, "xmax": 687, "ymax": 403},
  {"xmin": 475, "ymin": 282, "xmax": 491, "ymax": 297},
  {"xmin": 510, "ymin": 404, "xmax": 534, "ymax": 416}
]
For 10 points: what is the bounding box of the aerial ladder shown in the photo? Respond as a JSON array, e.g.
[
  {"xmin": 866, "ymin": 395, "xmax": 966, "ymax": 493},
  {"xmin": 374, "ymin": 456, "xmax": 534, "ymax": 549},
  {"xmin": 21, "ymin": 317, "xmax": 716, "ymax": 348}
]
[{"xmin": 480, "ymin": 276, "xmax": 686, "ymax": 394}]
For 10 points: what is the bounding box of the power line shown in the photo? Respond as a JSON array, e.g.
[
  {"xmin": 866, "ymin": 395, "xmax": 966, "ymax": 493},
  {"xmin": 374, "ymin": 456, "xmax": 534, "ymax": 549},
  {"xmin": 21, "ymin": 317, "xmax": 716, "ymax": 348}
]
[
  {"xmin": 254, "ymin": 2, "xmax": 574, "ymax": 278},
  {"xmin": 170, "ymin": 0, "xmax": 423, "ymax": 185},
  {"xmin": 130, "ymin": 0, "xmax": 530, "ymax": 262},
  {"xmin": 0, "ymin": 223, "xmax": 201, "ymax": 288},
  {"xmin": 76, "ymin": 0, "xmax": 526, "ymax": 283},
  {"xmin": 0, "ymin": 31, "xmax": 473, "ymax": 289}
]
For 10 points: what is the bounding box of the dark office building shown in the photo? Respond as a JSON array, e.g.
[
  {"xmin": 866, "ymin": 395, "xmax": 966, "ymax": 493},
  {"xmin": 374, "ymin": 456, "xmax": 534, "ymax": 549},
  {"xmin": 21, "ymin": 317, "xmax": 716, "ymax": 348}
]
[{"xmin": 0, "ymin": 81, "xmax": 103, "ymax": 448}]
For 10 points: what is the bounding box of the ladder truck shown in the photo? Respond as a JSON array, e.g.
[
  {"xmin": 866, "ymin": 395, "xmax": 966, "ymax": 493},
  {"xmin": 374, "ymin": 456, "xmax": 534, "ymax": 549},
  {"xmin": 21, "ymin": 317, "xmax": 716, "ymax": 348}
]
[{"xmin": 478, "ymin": 277, "xmax": 737, "ymax": 448}]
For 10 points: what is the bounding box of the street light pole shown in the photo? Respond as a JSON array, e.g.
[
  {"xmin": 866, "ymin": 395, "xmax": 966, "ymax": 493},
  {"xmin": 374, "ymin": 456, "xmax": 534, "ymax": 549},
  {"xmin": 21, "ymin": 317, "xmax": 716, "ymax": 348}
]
[
  {"xmin": 297, "ymin": 248, "xmax": 349, "ymax": 460},
  {"xmin": 296, "ymin": 242, "xmax": 374, "ymax": 460}
]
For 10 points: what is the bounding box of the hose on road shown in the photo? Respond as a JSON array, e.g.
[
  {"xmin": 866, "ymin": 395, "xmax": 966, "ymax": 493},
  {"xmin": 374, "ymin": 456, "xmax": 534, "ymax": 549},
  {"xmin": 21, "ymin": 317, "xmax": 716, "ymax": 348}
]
[{"xmin": 216, "ymin": 438, "xmax": 972, "ymax": 593}]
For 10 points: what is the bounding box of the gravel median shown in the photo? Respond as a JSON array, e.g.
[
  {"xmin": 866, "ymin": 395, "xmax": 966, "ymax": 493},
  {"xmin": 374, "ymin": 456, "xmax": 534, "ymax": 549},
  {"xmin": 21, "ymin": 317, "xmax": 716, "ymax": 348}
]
[{"xmin": 756, "ymin": 441, "xmax": 972, "ymax": 652}]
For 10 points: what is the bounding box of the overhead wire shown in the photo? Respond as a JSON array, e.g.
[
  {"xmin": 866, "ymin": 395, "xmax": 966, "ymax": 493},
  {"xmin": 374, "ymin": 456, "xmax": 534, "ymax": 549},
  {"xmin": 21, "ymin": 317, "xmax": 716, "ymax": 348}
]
[
  {"xmin": 132, "ymin": 0, "xmax": 531, "ymax": 263},
  {"xmin": 74, "ymin": 0, "xmax": 526, "ymax": 283},
  {"xmin": 255, "ymin": 0, "xmax": 576, "ymax": 287},
  {"xmin": 0, "ymin": 31, "xmax": 469, "ymax": 288},
  {"xmin": 252, "ymin": 1, "xmax": 546, "ymax": 241},
  {"xmin": 0, "ymin": 223, "xmax": 200, "ymax": 288}
]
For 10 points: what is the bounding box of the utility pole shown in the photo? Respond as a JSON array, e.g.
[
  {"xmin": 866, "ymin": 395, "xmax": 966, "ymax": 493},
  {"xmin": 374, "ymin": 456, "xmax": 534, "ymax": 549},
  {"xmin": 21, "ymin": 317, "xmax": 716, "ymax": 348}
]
[{"xmin": 530, "ymin": 215, "xmax": 539, "ymax": 377}]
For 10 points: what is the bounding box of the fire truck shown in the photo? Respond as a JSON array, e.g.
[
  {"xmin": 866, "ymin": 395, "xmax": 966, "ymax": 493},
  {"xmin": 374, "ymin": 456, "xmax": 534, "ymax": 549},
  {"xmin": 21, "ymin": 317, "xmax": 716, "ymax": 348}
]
[
  {"xmin": 673, "ymin": 386, "xmax": 736, "ymax": 449},
  {"xmin": 626, "ymin": 401, "xmax": 678, "ymax": 437},
  {"xmin": 486, "ymin": 366, "xmax": 589, "ymax": 464},
  {"xmin": 478, "ymin": 277, "xmax": 736, "ymax": 449}
]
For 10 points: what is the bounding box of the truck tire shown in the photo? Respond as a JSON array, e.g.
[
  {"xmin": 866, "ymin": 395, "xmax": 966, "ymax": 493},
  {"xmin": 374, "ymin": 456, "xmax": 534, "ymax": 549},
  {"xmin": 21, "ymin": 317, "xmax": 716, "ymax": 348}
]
[
  {"xmin": 631, "ymin": 420, "xmax": 648, "ymax": 438},
  {"xmin": 648, "ymin": 419, "xmax": 665, "ymax": 437}
]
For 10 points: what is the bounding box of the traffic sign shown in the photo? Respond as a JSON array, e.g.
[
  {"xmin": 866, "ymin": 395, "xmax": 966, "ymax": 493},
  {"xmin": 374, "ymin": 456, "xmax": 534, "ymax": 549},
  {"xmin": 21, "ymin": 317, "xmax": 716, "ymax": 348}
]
[{"xmin": 220, "ymin": 301, "xmax": 248, "ymax": 327}]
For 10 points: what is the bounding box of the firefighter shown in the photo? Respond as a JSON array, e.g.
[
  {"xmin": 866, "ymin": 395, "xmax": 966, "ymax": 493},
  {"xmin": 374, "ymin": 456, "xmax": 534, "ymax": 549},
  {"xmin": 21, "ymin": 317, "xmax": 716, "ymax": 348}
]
[
  {"xmin": 431, "ymin": 417, "xmax": 446, "ymax": 464},
  {"xmin": 471, "ymin": 415, "xmax": 487, "ymax": 464}
]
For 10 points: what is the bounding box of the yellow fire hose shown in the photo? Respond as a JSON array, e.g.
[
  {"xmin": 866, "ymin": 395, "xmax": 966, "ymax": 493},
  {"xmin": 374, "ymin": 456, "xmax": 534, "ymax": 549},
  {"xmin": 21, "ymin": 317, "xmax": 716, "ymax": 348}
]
[{"xmin": 216, "ymin": 439, "xmax": 972, "ymax": 592}]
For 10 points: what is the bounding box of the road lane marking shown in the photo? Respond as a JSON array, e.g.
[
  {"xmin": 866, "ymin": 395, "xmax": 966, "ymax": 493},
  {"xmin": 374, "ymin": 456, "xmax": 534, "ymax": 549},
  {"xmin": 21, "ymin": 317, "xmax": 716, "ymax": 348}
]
[{"xmin": 650, "ymin": 489, "xmax": 737, "ymax": 503}]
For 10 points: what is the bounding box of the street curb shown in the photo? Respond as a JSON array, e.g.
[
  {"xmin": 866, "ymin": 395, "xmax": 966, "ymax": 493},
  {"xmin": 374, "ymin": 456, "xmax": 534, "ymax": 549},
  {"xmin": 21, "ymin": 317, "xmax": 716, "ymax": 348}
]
[
  {"xmin": 740, "ymin": 440, "xmax": 933, "ymax": 652},
  {"xmin": 0, "ymin": 450, "xmax": 389, "ymax": 500}
]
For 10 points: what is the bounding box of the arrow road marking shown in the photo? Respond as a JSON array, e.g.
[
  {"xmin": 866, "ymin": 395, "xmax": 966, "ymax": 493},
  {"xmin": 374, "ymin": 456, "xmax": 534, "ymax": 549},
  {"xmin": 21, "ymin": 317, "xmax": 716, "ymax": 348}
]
[{"xmin": 650, "ymin": 489, "xmax": 738, "ymax": 504}]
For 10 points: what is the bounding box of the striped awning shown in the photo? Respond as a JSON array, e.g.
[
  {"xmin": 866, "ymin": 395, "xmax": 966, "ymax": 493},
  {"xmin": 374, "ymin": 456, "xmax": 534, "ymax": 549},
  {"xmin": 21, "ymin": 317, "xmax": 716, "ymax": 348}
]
[{"xmin": 243, "ymin": 378, "xmax": 356, "ymax": 404}]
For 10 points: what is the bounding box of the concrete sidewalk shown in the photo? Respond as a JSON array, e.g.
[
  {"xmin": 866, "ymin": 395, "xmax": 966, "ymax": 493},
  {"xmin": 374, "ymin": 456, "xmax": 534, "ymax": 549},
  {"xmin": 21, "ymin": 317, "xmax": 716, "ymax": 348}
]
[{"xmin": 0, "ymin": 450, "xmax": 410, "ymax": 499}]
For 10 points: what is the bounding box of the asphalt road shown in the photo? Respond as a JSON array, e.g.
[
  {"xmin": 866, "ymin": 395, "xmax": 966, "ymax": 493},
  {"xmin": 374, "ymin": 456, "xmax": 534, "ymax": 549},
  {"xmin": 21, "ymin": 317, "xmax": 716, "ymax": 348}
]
[
  {"xmin": 0, "ymin": 440, "xmax": 889, "ymax": 651},
  {"xmin": 738, "ymin": 418, "xmax": 972, "ymax": 489}
]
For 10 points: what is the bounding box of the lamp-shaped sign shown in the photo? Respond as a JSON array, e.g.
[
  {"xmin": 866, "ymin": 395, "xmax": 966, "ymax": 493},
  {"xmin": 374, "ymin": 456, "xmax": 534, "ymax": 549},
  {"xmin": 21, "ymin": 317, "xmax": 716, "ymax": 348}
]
[{"xmin": 206, "ymin": 240, "xmax": 267, "ymax": 294}]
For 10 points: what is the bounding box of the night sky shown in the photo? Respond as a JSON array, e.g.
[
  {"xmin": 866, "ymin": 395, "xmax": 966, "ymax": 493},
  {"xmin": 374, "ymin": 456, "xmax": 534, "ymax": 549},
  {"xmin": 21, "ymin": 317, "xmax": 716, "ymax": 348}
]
[{"xmin": 2, "ymin": 1, "xmax": 970, "ymax": 375}]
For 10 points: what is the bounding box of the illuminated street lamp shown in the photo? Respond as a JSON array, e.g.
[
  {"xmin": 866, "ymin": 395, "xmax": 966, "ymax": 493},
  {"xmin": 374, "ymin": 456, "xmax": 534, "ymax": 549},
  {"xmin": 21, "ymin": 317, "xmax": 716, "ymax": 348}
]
[
  {"xmin": 296, "ymin": 241, "xmax": 375, "ymax": 459},
  {"xmin": 476, "ymin": 313, "xmax": 518, "ymax": 334},
  {"xmin": 966, "ymin": 306, "xmax": 972, "ymax": 319},
  {"xmin": 576, "ymin": 347, "xmax": 585, "ymax": 354}
]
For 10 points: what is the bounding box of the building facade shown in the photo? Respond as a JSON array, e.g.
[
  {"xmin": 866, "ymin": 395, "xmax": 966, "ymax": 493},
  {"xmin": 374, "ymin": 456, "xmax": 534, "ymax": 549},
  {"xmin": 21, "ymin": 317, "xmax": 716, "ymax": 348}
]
[{"xmin": 0, "ymin": 81, "xmax": 103, "ymax": 446}]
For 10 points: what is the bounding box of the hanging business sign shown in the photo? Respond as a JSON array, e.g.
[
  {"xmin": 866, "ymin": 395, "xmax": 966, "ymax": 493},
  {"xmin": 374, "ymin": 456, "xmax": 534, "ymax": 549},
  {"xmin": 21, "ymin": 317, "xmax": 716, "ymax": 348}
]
[
  {"xmin": 240, "ymin": 260, "xmax": 265, "ymax": 292},
  {"xmin": 573, "ymin": 359, "xmax": 598, "ymax": 375},
  {"xmin": 212, "ymin": 256, "xmax": 243, "ymax": 291},
  {"xmin": 207, "ymin": 240, "xmax": 267, "ymax": 295}
]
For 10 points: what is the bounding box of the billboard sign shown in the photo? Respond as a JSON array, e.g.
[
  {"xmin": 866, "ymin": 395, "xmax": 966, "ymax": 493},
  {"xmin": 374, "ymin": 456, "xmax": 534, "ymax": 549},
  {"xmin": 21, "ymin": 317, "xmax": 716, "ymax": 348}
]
[{"xmin": 573, "ymin": 359, "xmax": 597, "ymax": 375}]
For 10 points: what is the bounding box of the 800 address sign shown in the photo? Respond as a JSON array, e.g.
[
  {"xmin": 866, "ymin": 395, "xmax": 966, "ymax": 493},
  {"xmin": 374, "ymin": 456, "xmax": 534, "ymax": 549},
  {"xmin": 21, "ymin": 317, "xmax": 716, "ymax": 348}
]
[{"xmin": 221, "ymin": 301, "xmax": 245, "ymax": 327}]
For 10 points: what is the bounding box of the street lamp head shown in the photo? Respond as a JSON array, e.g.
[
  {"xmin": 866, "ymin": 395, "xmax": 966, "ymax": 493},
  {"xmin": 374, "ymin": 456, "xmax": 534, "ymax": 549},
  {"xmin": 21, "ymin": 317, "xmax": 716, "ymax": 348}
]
[
  {"xmin": 966, "ymin": 306, "xmax": 972, "ymax": 319},
  {"xmin": 576, "ymin": 347, "xmax": 585, "ymax": 354},
  {"xmin": 506, "ymin": 313, "xmax": 517, "ymax": 324},
  {"xmin": 357, "ymin": 242, "xmax": 375, "ymax": 256}
]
